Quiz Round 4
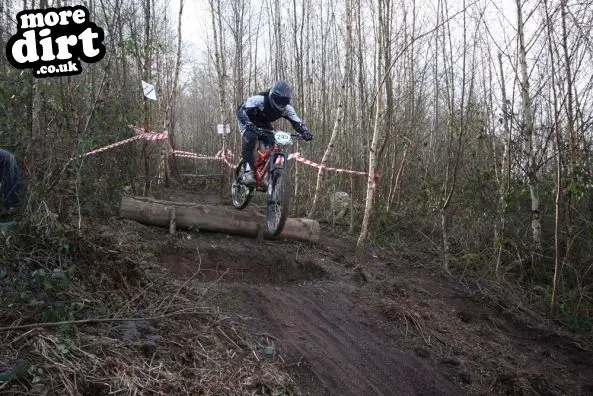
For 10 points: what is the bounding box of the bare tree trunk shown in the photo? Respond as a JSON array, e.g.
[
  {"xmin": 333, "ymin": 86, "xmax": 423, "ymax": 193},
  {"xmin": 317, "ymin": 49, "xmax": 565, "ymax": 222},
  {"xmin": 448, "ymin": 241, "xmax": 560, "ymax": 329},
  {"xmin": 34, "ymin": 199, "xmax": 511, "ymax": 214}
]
[
  {"xmin": 356, "ymin": 0, "xmax": 385, "ymax": 263},
  {"xmin": 439, "ymin": 0, "xmax": 470, "ymax": 272},
  {"xmin": 495, "ymin": 52, "xmax": 511, "ymax": 277},
  {"xmin": 545, "ymin": 0, "xmax": 562, "ymax": 317},
  {"xmin": 142, "ymin": 0, "xmax": 152, "ymax": 196},
  {"xmin": 308, "ymin": 0, "xmax": 352, "ymax": 219},
  {"xmin": 349, "ymin": 174, "xmax": 356, "ymax": 234},
  {"xmin": 120, "ymin": 196, "xmax": 320, "ymax": 242},
  {"xmin": 274, "ymin": 0, "xmax": 283, "ymax": 77},
  {"xmin": 389, "ymin": 143, "xmax": 409, "ymax": 211},
  {"xmin": 292, "ymin": 0, "xmax": 305, "ymax": 216},
  {"xmin": 162, "ymin": 0, "xmax": 184, "ymax": 186},
  {"xmin": 551, "ymin": 107, "xmax": 562, "ymax": 317},
  {"xmin": 209, "ymin": 0, "xmax": 229, "ymax": 198},
  {"xmin": 356, "ymin": 99, "xmax": 381, "ymax": 262},
  {"xmin": 516, "ymin": 0, "xmax": 542, "ymax": 252},
  {"xmin": 560, "ymin": 0, "xmax": 577, "ymax": 265}
]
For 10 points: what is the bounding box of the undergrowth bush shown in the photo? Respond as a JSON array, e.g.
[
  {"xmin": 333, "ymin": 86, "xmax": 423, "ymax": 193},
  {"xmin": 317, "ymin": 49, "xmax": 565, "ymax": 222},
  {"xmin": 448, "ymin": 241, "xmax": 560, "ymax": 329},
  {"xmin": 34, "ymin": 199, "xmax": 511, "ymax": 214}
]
[{"xmin": 369, "ymin": 172, "xmax": 593, "ymax": 335}]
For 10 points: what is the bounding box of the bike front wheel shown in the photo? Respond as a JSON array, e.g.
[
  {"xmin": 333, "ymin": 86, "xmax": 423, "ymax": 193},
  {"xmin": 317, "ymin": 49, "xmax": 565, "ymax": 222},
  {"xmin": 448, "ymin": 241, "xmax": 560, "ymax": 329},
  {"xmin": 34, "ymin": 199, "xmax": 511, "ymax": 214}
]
[
  {"xmin": 231, "ymin": 160, "xmax": 253, "ymax": 210},
  {"xmin": 267, "ymin": 168, "xmax": 291, "ymax": 236}
]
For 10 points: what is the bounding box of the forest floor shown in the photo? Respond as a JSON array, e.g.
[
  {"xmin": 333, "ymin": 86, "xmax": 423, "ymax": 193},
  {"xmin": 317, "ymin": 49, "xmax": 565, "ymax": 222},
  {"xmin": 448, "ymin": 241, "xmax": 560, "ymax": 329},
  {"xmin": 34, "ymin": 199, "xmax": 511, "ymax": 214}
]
[{"xmin": 1, "ymin": 183, "xmax": 592, "ymax": 395}]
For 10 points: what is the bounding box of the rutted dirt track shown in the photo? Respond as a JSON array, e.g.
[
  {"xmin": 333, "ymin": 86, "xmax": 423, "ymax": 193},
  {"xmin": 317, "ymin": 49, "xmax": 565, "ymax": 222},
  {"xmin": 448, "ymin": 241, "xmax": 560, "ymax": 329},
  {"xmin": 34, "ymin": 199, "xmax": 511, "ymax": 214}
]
[
  {"xmin": 162, "ymin": 241, "xmax": 462, "ymax": 395},
  {"xmin": 156, "ymin": 187, "xmax": 593, "ymax": 396},
  {"xmin": 228, "ymin": 284, "xmax": 462, "ymax": 396}
]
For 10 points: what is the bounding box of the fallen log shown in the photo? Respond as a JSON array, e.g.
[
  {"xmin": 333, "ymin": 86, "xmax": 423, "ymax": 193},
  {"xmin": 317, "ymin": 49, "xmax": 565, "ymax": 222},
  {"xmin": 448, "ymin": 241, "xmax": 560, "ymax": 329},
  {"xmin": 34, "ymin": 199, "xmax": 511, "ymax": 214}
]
[{"xmin": 118, "ymin": 196, "xmax": 320, "ymax": 242}]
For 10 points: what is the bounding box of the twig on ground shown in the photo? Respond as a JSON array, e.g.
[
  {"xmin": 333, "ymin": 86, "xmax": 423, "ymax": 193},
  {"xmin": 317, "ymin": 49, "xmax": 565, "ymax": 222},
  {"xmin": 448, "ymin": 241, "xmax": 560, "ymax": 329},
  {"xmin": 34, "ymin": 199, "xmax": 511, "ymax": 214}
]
[
  {"xmin": 283, "ymin": 356, "xmax": 304, "ymax": 368},
  {"xmin": 200, "ymin": 268, "xmax": 230, "ymax": 297},
  {"xmin": 1, "ymin": 317, "xmax": 24, "ymax": 342},
  {"xmin": 112, "ymin": 278, "xmax": 159, "ymax": 319},
  {"xmin": 6, "ymin": 328, "xmax": 37, "ymax": 346},
  {"xmin": 401, "ymin": 311, "xmax": 409, "ymax": 339},
  {"xmin": 216, "ymin": 325, "xmax": 241, "ymax": 350},
  {"xmin": 0, "ymin": 308, "xmax": 213, "ymax": 332},
  {"xmin": 232, "ymin": 326, "xmax": 248, "ymax": 346},
  {"xmin": 159, "ymin": 247, "xmax": 203, "ymax": 313},
  {"xmin": 254, "ymin": 332, "xmax": 280, "ymax": 341}
]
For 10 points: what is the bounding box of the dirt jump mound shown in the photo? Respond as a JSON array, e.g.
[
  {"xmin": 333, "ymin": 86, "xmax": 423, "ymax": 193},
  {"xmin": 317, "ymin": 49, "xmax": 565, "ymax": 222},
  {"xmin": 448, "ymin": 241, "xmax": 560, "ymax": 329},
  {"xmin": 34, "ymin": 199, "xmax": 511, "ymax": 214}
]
[{"xmin": 161, "ymin": 242, "xmax": 328, "ymax": 285}]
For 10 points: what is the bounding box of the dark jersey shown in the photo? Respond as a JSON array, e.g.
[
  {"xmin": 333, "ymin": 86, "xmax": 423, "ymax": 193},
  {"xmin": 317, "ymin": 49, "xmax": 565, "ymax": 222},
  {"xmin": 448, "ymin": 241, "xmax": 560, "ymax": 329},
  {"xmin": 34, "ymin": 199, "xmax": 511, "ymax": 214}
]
[{"xmin": 236, "ymin": 91, "xmax": 306, "ymax": 133}]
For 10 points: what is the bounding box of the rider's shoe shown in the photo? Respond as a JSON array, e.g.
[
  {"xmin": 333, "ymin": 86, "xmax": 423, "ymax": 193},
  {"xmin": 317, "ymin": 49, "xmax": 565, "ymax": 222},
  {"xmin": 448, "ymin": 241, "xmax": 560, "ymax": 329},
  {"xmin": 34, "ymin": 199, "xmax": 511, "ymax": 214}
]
[
  {"xmin": 241, "ymin": 171, "xmax": 256, "ymax": 187},
  {"xmin": 258, "ymin": 178, "xmax": 269, "ymax": 191}
]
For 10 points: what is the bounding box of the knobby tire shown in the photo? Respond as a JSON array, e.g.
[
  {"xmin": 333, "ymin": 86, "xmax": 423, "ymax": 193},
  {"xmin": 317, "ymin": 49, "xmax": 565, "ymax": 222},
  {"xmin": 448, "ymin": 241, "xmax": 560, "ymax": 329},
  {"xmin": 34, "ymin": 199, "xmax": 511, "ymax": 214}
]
[
  {"xmin": 267, "ymin": 168, "xmax": 291, "ymax": 236},
  {"xmin": 231, "ymin": 159, "xmax": 253, "ymax": 210}
]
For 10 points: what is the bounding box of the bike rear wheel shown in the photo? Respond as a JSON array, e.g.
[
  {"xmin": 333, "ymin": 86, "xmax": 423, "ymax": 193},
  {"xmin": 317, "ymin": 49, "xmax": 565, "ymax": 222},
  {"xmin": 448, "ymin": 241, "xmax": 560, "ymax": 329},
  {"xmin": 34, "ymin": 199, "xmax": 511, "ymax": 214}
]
[
  {"xmin": 231, "ymin": 160, "xmax": 253, "ymax": 210},
  {"xmin": 267, "ymin": 168, "xmax": 291, "ymax": 236}
]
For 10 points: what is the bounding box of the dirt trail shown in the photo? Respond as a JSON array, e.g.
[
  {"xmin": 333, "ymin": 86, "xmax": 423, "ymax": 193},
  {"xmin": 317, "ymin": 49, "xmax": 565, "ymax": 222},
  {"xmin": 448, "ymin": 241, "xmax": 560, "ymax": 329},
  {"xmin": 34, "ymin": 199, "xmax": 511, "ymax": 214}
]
[
  {"xmin": 155, "ymin": 187, "xmax": 593, "ymax": 396},
  {"xmin": 165, "ymin": 241, "xmax": 461, "ymax": 395},
  {"xmin": 240, "ymin": 284, "xmax": 461, "ymax": 396}
]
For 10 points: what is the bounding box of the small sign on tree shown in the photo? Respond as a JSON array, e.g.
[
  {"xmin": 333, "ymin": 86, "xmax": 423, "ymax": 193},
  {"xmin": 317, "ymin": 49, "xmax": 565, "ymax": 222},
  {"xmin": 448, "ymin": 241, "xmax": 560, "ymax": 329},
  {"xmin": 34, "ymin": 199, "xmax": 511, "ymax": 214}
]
[
  {"xmin": 142, "ymin": 80, "xmax": 157, "ymax": 100},
  {"xmin": 217, "ymin": 124, "xmax": 230, "ymax": 134}
]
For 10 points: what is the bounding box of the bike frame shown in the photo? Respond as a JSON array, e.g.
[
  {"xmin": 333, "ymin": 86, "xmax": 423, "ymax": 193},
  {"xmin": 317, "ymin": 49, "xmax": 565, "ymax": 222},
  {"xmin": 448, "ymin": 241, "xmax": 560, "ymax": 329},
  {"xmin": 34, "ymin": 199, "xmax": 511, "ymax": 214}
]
[
  {"xmin": 231, "ymin": 128, "xmax": 301, "ymax": 235},
  {"xmin": 253, "ymin": 135, "xmax": 288, "ymax": 189}
]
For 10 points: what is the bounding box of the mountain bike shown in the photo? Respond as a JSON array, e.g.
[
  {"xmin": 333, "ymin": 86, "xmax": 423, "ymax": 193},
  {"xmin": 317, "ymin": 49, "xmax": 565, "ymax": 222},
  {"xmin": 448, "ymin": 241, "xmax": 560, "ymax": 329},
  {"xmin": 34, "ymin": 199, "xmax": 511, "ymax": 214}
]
[{"xmin": 230, "ymin": 128, "xmax": 300, "ymax": 236}]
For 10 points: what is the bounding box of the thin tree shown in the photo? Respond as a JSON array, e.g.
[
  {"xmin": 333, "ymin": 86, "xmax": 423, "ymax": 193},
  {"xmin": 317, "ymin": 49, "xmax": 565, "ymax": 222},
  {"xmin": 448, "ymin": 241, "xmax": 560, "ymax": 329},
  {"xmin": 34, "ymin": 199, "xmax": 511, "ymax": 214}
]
[
  {"xmin": 162, "ymin": 0, "xmax": 184, "ymax": 186},
  {"xmin": 493, "ymin": 51, "xmax": 514, "ymax": 277},
  {"xmin": 544, "ymin": 0, "xmax": 562, "ymax": 317},
  {"xmin": 356, "ymin": 0, "xmax": 387, "ymax": 262},
  {"xmin": 142, "ymin": 0, "xmax": 153, "ymax": 195},
  {"xmin": 560, "ymin": 0, "xmax": 577, "ymax": 265},
  {"xmin": 308, "ymin": 0, "xmax": 352, "ymax": 219},
  {"xmin": 516, "ymin": 0, "xmax": 542, "ymax": 252}
]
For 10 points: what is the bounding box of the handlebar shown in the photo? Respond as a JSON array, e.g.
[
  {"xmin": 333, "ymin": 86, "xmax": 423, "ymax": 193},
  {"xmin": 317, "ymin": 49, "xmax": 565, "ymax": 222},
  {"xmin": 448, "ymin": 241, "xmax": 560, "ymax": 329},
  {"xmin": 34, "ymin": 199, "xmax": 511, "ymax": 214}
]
[{"xmin": 257, "ymin": 128, "xmax": 302, "ymax": 139}]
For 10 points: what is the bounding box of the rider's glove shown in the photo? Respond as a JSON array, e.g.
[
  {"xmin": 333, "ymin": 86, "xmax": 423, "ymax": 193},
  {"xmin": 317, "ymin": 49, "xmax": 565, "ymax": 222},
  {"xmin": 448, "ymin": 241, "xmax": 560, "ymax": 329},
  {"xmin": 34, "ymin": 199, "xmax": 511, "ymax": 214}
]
[
  {"xmin": 299, "ymin": 126, "xmax": 313, "ymax": 141},
  {"xmin": 245, "ymin": 123, "xmax": 258, "ymax": 134}
]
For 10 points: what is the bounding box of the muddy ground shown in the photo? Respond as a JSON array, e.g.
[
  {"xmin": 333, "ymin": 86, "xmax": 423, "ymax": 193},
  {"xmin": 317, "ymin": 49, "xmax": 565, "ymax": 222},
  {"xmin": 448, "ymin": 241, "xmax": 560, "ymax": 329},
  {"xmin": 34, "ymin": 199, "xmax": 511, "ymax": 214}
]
[
  {"xmin": 154, "ymin": 186, "xmax": 593, "ymax": 396},
  {"xmin": 1, "ymin": 184, "xmax": 592, "ymax": 395}
]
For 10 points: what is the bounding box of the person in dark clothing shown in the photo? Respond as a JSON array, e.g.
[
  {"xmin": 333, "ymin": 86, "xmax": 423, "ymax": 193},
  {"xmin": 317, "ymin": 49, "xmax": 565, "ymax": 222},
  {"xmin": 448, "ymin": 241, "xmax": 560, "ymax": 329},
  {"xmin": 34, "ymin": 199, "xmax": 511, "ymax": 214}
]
[
  {"xmin": 0, "ymin": 148, "xmax": 22, "ymax": 216},
  {"xmin": 236, "ymin": 80, "xmax": 313, "ymax": 186}
]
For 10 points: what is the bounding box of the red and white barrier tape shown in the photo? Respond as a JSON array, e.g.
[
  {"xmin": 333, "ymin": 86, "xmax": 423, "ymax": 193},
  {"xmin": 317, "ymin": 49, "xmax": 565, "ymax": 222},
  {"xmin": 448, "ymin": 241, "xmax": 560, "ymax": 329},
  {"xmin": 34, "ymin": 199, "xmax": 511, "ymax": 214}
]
[
  {"xmin": 81, "ymin": 126, "xmax": 371, "ymax": 177},
  {"xmin": 82, "ymin": 125, "xmax": 168, "ymax": 157},
  {"xmin": 173, "ymin": 153, "xmax": 221, "ymax": 160},
  {"xmin": 290, "ymin": 153, "xmax": 367, "ymax": 175},
  {"xmin": 171, "ymin": 150, "xmax": 198, "ymax": 156},
  {"xmin": 130, "ymin": 125, "xmax": 169, "ymax": 140},
  {"xmin": 221, "ymin": 157, "xmax": 236, "ymax": 168},
  {"xmin": 215, "ymin": 149, "xmax": 235, "ymax": 158},
  {"xmin": 82, "ymin": 135, "xmax": 144, "ymax": 157},
  {"xmin": 185, "ymin": 149, "xmax": 368, "ymax": 176},
  {"xmin": 172, "ymin": 151, "xmax": 219, "ymax": 159},
  {"xmin": 171, "ymin": 149, "xmax": 236, "ymax": 162}
]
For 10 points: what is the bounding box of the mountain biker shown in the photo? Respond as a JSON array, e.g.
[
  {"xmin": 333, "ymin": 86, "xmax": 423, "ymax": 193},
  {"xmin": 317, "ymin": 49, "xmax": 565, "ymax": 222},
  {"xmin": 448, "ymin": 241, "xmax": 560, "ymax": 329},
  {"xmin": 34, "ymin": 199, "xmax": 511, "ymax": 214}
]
[{"xmin": 236, "ymin": 80, "xmax": 313, "ymax": 187}]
